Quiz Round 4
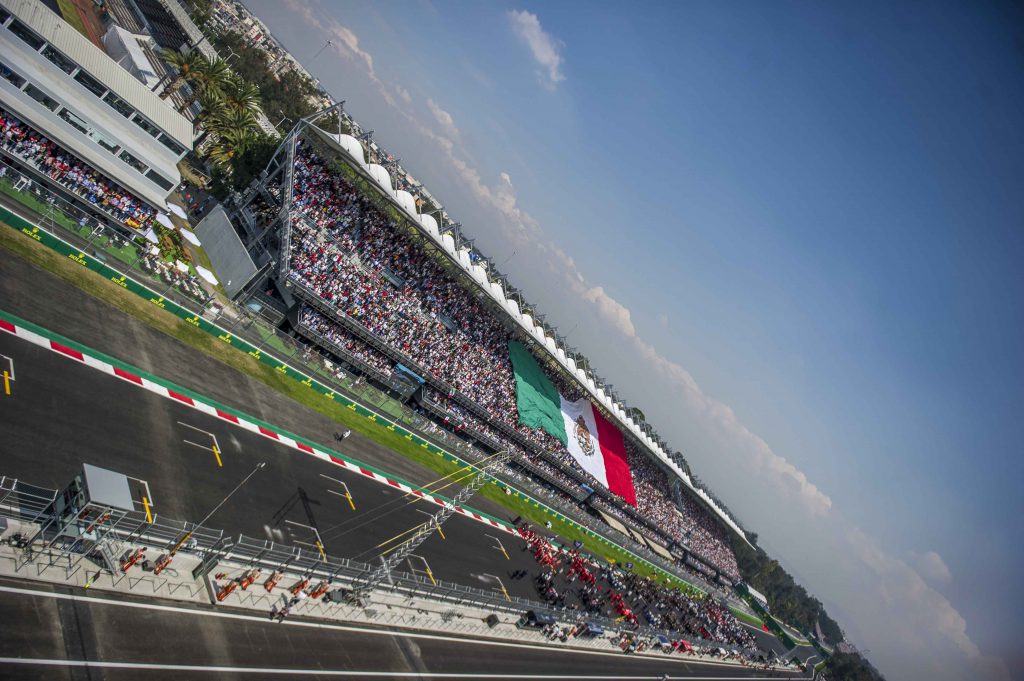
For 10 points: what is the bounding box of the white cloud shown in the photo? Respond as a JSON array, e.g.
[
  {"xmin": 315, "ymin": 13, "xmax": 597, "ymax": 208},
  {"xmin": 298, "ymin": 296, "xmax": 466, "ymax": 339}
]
[
  {"xmin": 395, "ymin": 84, "xmax": 412, "ymax": 105},
  {"xmin": 630, "ymin": 331, "xmax": 834, "ymax": 516},
  {"xmin": 844, "ymin": 529, "xmax": 1002, "ymax": 672},
  {"xmin": 659, "ymin": 313, "xmax": 669, "ymax": 327},
  {"xmin": 332, "ymin": 23, "xmax": 375, "ymax": 76},
  {"xmin": 282, "ymin": 0, "xmax": 403, "ymax": 109},
  {"xmin": 508, "ymin": 10, "xmax": 566, "ymax": 90},
  {"xmin": 427, "ymin": 98, "xmax": 460, "ymax": 142},
  {"xmin": 911, "ymin": 550, "xmax": 954, "ymax": 587},
  {"xmin": 579, "ymin": 286, "xmax": 637, "ymax": 338}
]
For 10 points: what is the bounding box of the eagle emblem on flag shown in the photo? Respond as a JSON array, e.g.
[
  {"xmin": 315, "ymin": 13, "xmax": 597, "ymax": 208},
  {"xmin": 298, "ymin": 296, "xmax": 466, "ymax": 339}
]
[{"xmin": 574, "ymin": 415, "xmax": 595, "ymax": 456}]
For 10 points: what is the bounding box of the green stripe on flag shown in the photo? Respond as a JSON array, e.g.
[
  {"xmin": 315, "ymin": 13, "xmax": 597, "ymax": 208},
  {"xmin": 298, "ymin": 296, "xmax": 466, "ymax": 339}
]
[{"xmin": 508, "ymin": 340, "xmax": 567, "ymax": 445}]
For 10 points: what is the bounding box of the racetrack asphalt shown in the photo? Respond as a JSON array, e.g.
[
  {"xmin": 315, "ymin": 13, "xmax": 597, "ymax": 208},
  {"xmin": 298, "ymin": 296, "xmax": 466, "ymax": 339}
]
[
  {"xmin": 0, "ymin": 329, "xmax": 537, "ymax": 601},
  {"xmin": 0, "ymin": 247, "xmax": 497, "ymax": 518},
  {"xmin": 0, "ymin": 244, "xmax": 795, "ymax": 669},
  {"xmin": 0, "ymin": 581, "xmax": 793, "ymax": 681}
]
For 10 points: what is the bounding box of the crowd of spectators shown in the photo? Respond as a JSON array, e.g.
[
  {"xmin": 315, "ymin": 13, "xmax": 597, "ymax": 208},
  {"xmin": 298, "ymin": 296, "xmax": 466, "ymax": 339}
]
[
  {"xmin": 300, "ymin": 306, "xmax": 394, "ymax": 376},
  {"xmin": 627, "ymin": 441, "xmax": 739, "ymax": 580},
  {"xmin": 287, "ymin": 143, "xmax": 518, "ymax": 420},
  {"xmin": 285, "ymin": 138, "xmax": 740, "ymax": 580},
  {"xmin": 0, "ymin": 107, "xmax": 157, "ymax": 229},
  {"xmin": 516, "ymin": 524, "xmax": 757, "ymax": 654}
]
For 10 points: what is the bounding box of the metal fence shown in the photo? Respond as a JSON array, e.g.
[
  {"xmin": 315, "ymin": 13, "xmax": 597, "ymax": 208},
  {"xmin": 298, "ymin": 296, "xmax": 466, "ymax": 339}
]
[{"xmin": 0, "ymin": 475, "xmax": 749, "ymax": 651}]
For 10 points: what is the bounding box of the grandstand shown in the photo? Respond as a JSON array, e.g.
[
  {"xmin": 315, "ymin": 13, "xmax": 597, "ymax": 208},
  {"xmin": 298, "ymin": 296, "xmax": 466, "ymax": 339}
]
[{"xmin": 228, "ymin": 104, "xmax": 746, "ymax": 586}]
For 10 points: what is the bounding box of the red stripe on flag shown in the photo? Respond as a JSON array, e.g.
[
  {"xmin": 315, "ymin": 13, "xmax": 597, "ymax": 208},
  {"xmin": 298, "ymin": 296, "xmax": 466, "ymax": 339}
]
[
  {"xmin": 592, "ymin": 404, "xmax": 637, "ymax": 506},
  {"xmin": 216, "ymin": 410, "xmax": 239, "ymax": 423},
  {"xmin": 51, "ymin": 342, "xmax": 84, "ymax": 361},
  {"xmin": 168, "ymin": 390, "xmax": 193, "ymax": 405},
  {"xmin": 258, "ymin": 426, "xmax": 278, "ymax": 439},
  {"xmin": 113, "ymin": 367, "xmax": 143, "ymax": 384},
  {"xmin": 0, "ymin": 319, "xmax": 15, "ymax": 333}
]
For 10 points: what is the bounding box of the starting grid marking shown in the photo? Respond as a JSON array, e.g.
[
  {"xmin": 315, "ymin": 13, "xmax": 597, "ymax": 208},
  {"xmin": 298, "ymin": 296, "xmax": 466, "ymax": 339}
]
[
  {"xmin": 0, "ymin": 317, "xmax": 517, "ymax": 539},
  {"xmin": 0, "ymin": 353, "xmax": 14, "ymax": 396}
]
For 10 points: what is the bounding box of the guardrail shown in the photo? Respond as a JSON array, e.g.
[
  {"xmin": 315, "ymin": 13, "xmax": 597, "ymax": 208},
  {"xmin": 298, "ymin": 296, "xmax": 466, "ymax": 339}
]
[{"xmin": 0, "ymin": 476, "xmax": 57, "ymax": 524}]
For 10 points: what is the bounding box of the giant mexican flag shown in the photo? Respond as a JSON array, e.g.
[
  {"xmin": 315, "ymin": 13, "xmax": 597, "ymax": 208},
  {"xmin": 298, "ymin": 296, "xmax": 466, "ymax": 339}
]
[{"xmin": 508, "ymin": 341, "xmax": 637, "ymax": 505}]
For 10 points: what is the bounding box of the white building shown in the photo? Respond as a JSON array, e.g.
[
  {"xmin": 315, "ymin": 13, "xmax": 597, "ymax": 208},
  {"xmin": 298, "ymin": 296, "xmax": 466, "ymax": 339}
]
[{"xmin": 0, "ymin": 0, "xmax": 192, "ymax": 208}]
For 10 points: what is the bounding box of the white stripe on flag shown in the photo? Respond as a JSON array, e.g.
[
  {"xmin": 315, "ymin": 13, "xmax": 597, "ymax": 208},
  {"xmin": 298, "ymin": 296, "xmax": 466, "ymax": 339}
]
[{"xmin": 560, "ymin": 396, "xmax": 608, "ymax": 487}]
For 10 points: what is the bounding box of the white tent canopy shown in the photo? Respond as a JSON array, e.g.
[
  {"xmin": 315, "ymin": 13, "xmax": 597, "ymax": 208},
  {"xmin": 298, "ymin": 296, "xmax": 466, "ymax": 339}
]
[
  {"xmin": 155, "ymin": 212, "xmax": 174, "ymax": 229},
  {"xmin": 166, "ymin": 202, "xmax": 188, "ymax": 219},
  {"xmin": 179, "ymin": 228, "xmax": 202, "ymax": 246},
  {"xmin": 194, "ymin": 264, "xmax": 219, "ymax": 285}
]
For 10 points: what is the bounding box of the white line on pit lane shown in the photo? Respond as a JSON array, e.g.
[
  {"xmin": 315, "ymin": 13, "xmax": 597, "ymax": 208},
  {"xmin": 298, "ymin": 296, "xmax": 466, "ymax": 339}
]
[{"xmin": 0, "ymin": 658, "xmax": 783, "ymax": 679}]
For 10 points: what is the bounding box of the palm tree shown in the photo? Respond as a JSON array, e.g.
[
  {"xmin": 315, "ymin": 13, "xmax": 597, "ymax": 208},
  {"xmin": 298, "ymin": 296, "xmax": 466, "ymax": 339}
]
[
  {"xmin": 222, "ymin": 75, "xmax": 263, "ymax": 116},
  {"xmin": 212, "ymin": 106, "xmax": 259, "ymax": 135},
  {"xmin": 159, "ymin": 48, "xmax": 205, "ymax": 100},
  {"xmin": 206, "ymin": 126, "xmax": 255, "ymax": 166},
  {"xmin": 178, "ymin": 56, "xmax": 232, "ymax": 114},
  {"xmin": 195, "ymin": 96, "xmax": 259, "ymax": 162},
  {"xmin": 192, "ymin": 87, "xmax": 228, "ymax": 134}
]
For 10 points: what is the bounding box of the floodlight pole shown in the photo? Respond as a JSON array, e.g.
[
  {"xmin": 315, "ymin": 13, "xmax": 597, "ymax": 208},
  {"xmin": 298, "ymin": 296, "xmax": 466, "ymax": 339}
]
[{"xmin": 350, "ymin": 450, "xmax": 513, "ymax": 603}]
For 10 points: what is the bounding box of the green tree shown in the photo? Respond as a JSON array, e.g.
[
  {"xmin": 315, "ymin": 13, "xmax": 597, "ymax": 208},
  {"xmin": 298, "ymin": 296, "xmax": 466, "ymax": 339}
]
[
  {"xmin": 825, "ymin": 652, "xmax": 886, "ymax": 681},
  {"xmin": 222, "ymin": 76, "xmax": 263, "ymax": 116},
  {"xmin": 178, "ymin": 56, "xmax": 232, "ymax": 113},
  {"xmin": 159, "ymin": 48, "xmax": 205, "ymax": 100},
  {"xmin": 207, "ymin": 132, "xmax": 281, "ymax": 199}
]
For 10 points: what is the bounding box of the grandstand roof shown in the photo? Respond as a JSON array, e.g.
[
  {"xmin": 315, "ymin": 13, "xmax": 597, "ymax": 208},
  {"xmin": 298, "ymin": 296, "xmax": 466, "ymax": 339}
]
[
  {"xmin": 1, "ymin": 0, "xmax": 192, "ymax": 148},
  {"xmin": 300, "ymin": 118, "xmax": 746, "ymax": 543}
]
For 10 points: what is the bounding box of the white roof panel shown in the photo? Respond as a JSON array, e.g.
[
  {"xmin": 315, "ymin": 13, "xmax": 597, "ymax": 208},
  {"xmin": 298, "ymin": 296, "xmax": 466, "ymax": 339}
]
[{"xmin": 3, "ymin": 0, "xmax": 192, "ymax": 147}]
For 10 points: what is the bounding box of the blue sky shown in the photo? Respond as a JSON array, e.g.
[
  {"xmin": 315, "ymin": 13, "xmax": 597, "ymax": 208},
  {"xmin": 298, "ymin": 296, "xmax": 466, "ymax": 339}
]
[{"xmin": 248, "ymin": 1, "xmax": 1024, "ymax": 678}]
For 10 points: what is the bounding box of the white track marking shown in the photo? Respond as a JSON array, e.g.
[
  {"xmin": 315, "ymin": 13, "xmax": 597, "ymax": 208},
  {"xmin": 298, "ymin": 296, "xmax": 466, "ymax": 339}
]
[
  {"xmin": 0, "ymin": 585, "xmax": 770, "ymax": 672},
  {"xmin": 0, "ymin": 658, "xmax": 781, "ymax": 679}
]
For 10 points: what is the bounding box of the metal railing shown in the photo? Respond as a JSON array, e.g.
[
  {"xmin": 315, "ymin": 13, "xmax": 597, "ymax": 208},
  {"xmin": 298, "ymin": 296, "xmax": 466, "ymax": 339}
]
[
  {"xmin": 0, "ymin": 476, "xmax": 57, "ymax": 524},
  {"xmin": 0, "ymin": 481, "xmax": 748, "ymax": 651}
]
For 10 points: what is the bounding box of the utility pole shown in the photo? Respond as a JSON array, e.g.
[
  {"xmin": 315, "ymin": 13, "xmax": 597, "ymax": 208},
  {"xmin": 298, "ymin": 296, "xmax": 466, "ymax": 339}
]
[{"xmin": 350, "ymin": 450, "xmax": 513, "ymax": 603}]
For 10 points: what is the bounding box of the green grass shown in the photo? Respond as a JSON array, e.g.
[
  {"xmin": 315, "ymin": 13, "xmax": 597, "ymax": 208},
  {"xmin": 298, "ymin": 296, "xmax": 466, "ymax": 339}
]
[
  {"xmin": 0, "ymin": 181, "xmax": 78, "ymax": 231},
  {"xmin": 0, "ymin": 220, "xmax": 721, "ymax": 601},
  {"xmin": 56, "ymin": 0, "xmax": 89, "ymax": 38},
  {"xmin": 730, "ymin": 607, "xmax": 765, "ymax": 627}
]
